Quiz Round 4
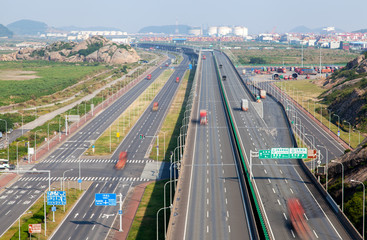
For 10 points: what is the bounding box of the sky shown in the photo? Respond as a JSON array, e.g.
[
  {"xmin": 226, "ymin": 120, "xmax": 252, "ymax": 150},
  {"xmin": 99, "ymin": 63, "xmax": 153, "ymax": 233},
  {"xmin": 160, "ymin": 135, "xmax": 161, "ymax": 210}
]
[{"xmin": 1, "ymin": 0, "xmax": 366, "ymax": 33}]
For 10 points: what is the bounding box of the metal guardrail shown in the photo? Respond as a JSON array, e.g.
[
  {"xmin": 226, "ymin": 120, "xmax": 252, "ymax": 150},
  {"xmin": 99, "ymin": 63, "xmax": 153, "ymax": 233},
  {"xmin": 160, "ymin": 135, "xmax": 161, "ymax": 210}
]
[{"xmin": 213, "ymin": 53, "xmax": 269, "ymax": 240}]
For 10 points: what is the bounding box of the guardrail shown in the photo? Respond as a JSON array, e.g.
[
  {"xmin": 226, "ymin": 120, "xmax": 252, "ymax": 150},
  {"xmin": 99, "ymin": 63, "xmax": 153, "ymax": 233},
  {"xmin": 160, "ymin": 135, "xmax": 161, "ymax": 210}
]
[
  {"xmin": 213, "ymin": 53, "xmax": 269, "ymax": 239},
  {"xmin": 222, "ymin": 51, "xmax": 362, "ymax": 240}
]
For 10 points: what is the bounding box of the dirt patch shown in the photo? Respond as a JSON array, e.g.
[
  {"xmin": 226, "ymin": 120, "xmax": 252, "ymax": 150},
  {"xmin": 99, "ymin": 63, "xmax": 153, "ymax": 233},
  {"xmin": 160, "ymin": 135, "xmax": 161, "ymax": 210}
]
[{"xmin": 0, "ymin": 70, "xmax": 39, "ymax": 80}]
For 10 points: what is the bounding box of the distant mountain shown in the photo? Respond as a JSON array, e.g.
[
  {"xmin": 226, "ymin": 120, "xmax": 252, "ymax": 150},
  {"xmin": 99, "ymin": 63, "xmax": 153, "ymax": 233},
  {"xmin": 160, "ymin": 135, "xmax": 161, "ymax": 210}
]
[
  {"xmin": 289, "ymin": 25, "xmax": 345, "ymax": 34},
  {"xmin": 7, "ymin": 19, "xmax": 48, "ymax": 35},
  {"xmin": 138, "ymin": 25, "xmax": 191, "ymax": 35},
  {"xmin": 58, "ymin": 26, "xmax": 122, "ymax": 32},
  {"xmin": 289, "ymin": 25, "xmax": 312, "ymax": 33},
  {"xmin": 0, "ymin": 24, "xmax": 13, "ymax": 38},
  {"xmin": 352, "ymin": 29, "xmax": 367, "ymax": 33}
]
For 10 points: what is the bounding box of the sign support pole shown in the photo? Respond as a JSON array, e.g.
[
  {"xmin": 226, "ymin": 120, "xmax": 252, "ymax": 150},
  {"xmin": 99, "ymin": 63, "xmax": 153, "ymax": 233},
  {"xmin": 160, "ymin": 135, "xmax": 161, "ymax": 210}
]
[{"xmin": 119, "ymin": 193, "xmax": 123, "ymax": 232}]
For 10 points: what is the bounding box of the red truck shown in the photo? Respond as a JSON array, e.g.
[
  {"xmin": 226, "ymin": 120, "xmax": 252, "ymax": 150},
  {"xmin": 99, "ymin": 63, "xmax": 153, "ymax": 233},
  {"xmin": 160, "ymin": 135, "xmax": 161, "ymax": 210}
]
[
  {"xmin": 202, "ymin": 55, "xmax": 206, "ymax": 60},
  {"xmin": 147, "ymin": 74, "xmax": 152, "ymax": 80},
  {"xmin": 176, "ymin": 77, "xmax": 179, "ymax": 83},
  {"xmin": 200, "ymin": 110, "xmax": 207, "ymax": 125},
  {"xmin": 288, "ymin": 198, "xmax": 312, "ymax": 240},
  {"xmin": 152, "ymin": 102, "xmax": 159, "ymax": 111},
  {"xmin": 115, "ymin": 152, "xmax": 127, "ymax": 170}
]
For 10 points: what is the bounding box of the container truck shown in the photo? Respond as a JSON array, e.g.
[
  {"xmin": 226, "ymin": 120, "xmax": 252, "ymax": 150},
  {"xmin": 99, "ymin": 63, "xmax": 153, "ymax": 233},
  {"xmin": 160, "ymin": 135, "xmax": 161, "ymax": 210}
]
[
  {"xmin": 147, "ymin": 74, "xmax": 152, "ymax": 80},
  {"xmin": 260, "ymin": 90, "xmax": 266, "ymax": 99},
  {"xmin": 152, "ymin": 102, "xmax": 159, "ymax": 111},
  {"xmin": 200, "ymin": 110, "xmax": 207, "ymax": 125},
  {"xmin": 115, "ymin": 152, "xmax": 127, "ymax": 170},
  {"xmin": 241, "ymin": 99, "xmax": 248, "ymax": 111},
  {"xmin": 287, "ymin": 198, "xmax": 312, "ymax": 240},
  {"xmin": 176, "ymin": 77, "xmax": 179, "ymax": 83}
]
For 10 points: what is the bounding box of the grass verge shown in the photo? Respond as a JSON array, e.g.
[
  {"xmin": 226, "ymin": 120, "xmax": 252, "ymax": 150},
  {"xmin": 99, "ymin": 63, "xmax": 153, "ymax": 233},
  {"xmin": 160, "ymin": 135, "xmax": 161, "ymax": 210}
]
[
  {"xmin": 274, "ymin": 80, "xmax": 361, "ymax": 148},
  {"xmin": 126, "ymin": 180, "xmax": 169, "ymax": 240},
  {"xmin": 149, "ymin": 70, "xmax": 190, "ymax": 161},
  {"xmin": 0, "ymin": 186, "xmax": 83, "ymax": 240},
  {"xmin": 84, "ymin": 69, "xmax": 174, "ymax": 156}
]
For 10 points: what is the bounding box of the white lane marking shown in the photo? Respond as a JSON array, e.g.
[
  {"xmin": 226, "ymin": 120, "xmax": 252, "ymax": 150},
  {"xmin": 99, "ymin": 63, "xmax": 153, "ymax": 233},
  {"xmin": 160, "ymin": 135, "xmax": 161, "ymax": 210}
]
[
  {"xmin": 283, "ymin": 212, "xmax": 287, "ymax": 220},
  {"xmin": 279, "ymin": 169, "xmax": 283, "ymax": 174},
  {"xmin": 285, "ymin": 179, "xmax": 288, "ymax": 183},
  {"xmin": 225, "ymin": 198, "xmax": 228, "ymax": 204},
  {"xmin": 264, "ymin": 169, "xmax": 267, "ymax": 174},
  {"xmin": 207, "ymin": 211, "xmax": 209, "ymax": 218},
  {"xmin": 272, "ymin": 188, "xmax": 276, "ymax": 193},
  {"xmin": 294, "ymin": 168, "xmax": 342, "ymax": 239},
  {"xmin": 224, "ymin": 188, "xmax": 227, "ymax": 193},
  {"xmin": 92, "ymin": 225, "xmax": 96, "ymax": 230},
  {"xmin": 268, "ymin": 179, "xmax": 271, "ymax": 183},
  {"xmin": 313, "ymin": 230, "xmax": 319, "ymax": 238},
  {"xmin": 291, "ymin": 230, "xmax": 295, "ymax": 238},
  {"xmin": 227, "ymin": 211, "xmax": 229, "ymax": 217},
  {"xmin": 207, "ymin": 225, "xmax": 209, "ymax": 233},
  {"xmin": 304, "ymin": 213, "xmax": 309, "ymax": 221},
  {"xmin": 290, "ymin": 188, "xmax": 294, "ymax": 194},
  {"xmin": 207, "ymin": 198, "xmax": 209, "ymax": 205},
  {"xmin": 277, "ymin": 199, "xmax": 281, "ymax": 205},
  {"xmin": 228, "ymin": 225, "xmax": 231, "ymax": 233}
]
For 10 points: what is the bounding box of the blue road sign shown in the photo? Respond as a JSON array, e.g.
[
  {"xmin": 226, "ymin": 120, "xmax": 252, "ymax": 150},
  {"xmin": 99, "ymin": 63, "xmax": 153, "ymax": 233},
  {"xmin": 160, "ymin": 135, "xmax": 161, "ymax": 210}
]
[
  {"xmin": 118, "ymin": 210, "xmax": 122, "ymax": 215},
  {"xmin": 337, "ymin": 131, "xmax": 340, "ymax": 136},
  {"xmin": 51, "ymin": 206, "xmax": 56, "ymax": 212},
  {"xmin": 95, "ymin": 193, "xmax": 116, "ymax": 206},
  {"xmin": 189, "ymin": 64, "xmax": 192, "ymax": 70},
  {"xmin": 78, "ymin": 179, "xmax": 82, "ymax": 183},
  {"xmin": 47, "ymin": 191, "xmax": 66, "ymax": 205},
  {"xmin": 92, "ymin": 145, "xmax": 95, "ymax": 148}
]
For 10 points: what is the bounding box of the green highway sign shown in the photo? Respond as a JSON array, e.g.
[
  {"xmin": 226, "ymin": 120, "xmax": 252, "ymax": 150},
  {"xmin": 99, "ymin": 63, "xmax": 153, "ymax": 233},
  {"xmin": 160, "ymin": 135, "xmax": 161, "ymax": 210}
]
[{"xmin": 259, "ymin": 148, "xmax": 308, "ymax": 159}]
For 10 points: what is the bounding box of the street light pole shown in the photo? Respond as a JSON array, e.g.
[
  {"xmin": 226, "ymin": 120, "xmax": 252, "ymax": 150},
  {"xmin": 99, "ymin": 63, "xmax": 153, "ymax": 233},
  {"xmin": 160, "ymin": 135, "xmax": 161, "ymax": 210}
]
[
  {"xmin": 0, "ymin": 119, "xmax": 8, "ymax": 160},
  {"xmin": 317, "ymin": 145, "xmax": 329, "ymax": 191},
  {"xmin": 156, "ymin": 205, "xmax": 172, "ymax": 240},
  {"xmin": 331, "ymin": 160, "xmax": 344, "ymax": 212},
  {"xmin": 34, "ymin": 130, "xmax": 42, "ymax": 162},
  {"xmin": 343, "ymin": 120, "xmax": 351, "ymax": 147},
  {"xmin": 351, "ymin": 179, "xmax": 365, "ymax": 240},
  {"xmin": 333, "ymin": 114, "xmax": 340, "ymax": 139}
]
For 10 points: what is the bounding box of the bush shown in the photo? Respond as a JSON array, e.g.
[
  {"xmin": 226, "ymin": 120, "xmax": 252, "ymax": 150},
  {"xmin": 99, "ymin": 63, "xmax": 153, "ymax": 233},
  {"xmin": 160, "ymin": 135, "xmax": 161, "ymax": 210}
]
[
  {"xmin": 344, "ymin": 149, "xmax": 351, "ymax": 154},
  {"xmin": 249, "ymin": 57, "xmax": 267, "ymax": 64}
]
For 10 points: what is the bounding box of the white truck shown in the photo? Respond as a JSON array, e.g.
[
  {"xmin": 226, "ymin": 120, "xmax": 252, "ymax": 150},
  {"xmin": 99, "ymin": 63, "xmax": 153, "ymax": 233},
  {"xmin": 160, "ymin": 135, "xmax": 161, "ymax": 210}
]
[
  {"xmin": 241, "ymin": 99, "xmax": 249, "ymax": 111},
  {"xmin": 242, "ymin": 69, "xmax": 246, "ymax": 75}
]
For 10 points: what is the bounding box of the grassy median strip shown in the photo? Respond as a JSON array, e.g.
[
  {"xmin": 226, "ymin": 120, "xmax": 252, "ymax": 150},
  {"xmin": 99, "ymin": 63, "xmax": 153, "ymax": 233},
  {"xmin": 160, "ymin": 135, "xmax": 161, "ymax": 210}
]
[
  {"xmin": 85, "ymin": 69, "xmax": 174, "ymax": 156},
  {"xmin": 127, "ymin": 180, "xmax": 168, "ymax": 240},
  {"xmin": 274, "ymin": 80, "xmax": 360, "ymax": 148},
  {"xmin": 1, "ymin": 185, "xmax": 83, "ymax": 240},
  {"xmin": 149, "ymin": 70, "xmax": 190, "ymax": 161}
]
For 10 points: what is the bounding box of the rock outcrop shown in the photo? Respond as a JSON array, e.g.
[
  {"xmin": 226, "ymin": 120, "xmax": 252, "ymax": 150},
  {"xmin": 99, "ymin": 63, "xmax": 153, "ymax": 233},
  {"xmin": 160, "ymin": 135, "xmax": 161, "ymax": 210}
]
[{"xmin": 0, "ymin": 36, "xmax": 139, "ymax": 64}]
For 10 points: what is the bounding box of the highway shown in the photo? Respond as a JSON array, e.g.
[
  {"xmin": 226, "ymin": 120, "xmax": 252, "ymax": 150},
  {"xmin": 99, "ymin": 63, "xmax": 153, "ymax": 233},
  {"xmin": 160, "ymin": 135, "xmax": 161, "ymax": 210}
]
[
  {"xmin": 0, "ymin": 52, "xmax": 190, "ymax": 239},
  {"xmin": 215, "ymin": 51, "xmax": 353, "ymax": 239},
  {"xmin": 181, "ymin": 51, "xmax": 256, "ymax": 239}
]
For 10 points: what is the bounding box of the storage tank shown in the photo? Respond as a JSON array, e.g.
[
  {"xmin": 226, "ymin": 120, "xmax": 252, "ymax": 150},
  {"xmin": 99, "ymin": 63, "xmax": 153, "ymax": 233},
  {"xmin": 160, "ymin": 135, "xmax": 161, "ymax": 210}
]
[
  {"xmin": 189, "ymin": 27, "xmax": 202, "ymax": 36},
  {"xmin": 218, "ymin": 26, "xmax": 232, "ymax": 36},
  {"xmin": 208, "ymin": 26, "xmax": 218, "ymax": 36}
]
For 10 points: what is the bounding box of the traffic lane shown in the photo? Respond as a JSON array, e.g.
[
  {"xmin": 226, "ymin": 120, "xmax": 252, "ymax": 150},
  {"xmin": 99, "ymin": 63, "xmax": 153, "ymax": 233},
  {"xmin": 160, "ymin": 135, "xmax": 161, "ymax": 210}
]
[{"xmin": 52, "ymin": 181, "xmax": 126, "ymax": 240}]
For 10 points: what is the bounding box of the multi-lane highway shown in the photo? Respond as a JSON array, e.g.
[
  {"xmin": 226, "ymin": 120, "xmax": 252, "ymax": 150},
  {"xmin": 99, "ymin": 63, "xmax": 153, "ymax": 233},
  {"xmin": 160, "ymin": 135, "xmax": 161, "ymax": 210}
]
[
  {"xmin": 0, "ymin": 51, "xmax": 193, "ymax": 239},
  {"xmin": 172, "ymin": 51, "xmax": 258, "ymax": 239},
  {"xmin": 215, "ymin": 51, "xmax": 354, "ymax": 239}
]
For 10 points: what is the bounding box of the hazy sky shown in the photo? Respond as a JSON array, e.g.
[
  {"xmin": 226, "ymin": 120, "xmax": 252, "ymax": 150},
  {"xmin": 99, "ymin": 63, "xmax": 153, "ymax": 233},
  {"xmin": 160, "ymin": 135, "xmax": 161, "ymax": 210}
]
[{"xmin": 1, "ymin": 0, "xmax": 366, "ymax": 33}]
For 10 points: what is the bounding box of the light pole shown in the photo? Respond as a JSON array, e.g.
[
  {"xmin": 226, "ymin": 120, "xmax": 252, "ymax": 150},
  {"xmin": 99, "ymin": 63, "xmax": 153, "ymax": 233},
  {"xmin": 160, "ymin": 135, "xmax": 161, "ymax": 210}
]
[
  {"xmin": 305, "ymin": 133, "xmax": 315, "ymax": 172},
  {"xmin": 326, "ymin": 108, "xmax": 332, "ymax": 133},
  {"xmin": 331, "ymin": 160, "xmax": 344, "ymax": 212},
  {"xmin": 157, "ymin": 205, "xmax": 172, "ymax": 240},
  {"xmin": 58, "ymin": 117, "xmax": 62, "ymax": 142},
  {"xmin": 333, "ymin": 114, "xmax": 340, "ymax": 139},
  {"xmin": 354, "ymin": 129, "xmax": 361, "ymax": 145},
  {"xmin": 47, "ymin": 122, "xmax": 51, "ymax": 150},
  {"xmin": 18, "ymin": 211, "xmax": 32, "ymax": 240},
  {"xmin": 343, "ymin": 120, "xmax": 351, "ymax": 147},
  {"xmin": 317, "ymin": 145, "xmax": 329, "ymax": 191},
  {"xmin": 16, "ymin": 140, "xmax": 26, "ymax": 174},
  {"xmin": 0, "ymin": 119, "xmax": 8, "ymax": 160},
  {"xmin": 164, "ymin": 179, "xmax": 177, "ymax": 238},
  {"xmin": 351, "ymin": 179, "xmax": 365, "ymax": 240},
  {"xmin": 160, "ymin": 131, "xmax": 166, "ymax": 161},
  {"xmin": 34, "ymin": 130, "xmax": 42, "ymax": 162},
  {"xmin": 62, "ymin": 169, "xmax": 73, "ymax": 212}
]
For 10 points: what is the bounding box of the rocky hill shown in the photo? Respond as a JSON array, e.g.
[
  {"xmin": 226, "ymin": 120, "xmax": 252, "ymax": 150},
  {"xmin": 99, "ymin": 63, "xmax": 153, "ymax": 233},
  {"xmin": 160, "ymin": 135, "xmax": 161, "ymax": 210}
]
[
  {"xmin": 0, "ymin": 24, "xmax": 13, "ymax": 38},
  {"xmin": 0, "ymin": 36, "xmax": 140, "ymax": 64},
  {"xmin": 316, "ymin": 52, "xmax": 367, "ymax": 129}
]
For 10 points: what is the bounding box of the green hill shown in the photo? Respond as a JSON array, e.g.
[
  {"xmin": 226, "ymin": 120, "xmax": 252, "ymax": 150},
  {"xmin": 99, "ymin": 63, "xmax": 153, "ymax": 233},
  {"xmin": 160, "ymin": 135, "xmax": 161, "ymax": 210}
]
[
  {"xmin": 7, "ymin": 19, "xmax": 48, "ymax": 36},
  {"xmin": 0, "ymin": 24, "xmax": 13, "ymax": 38}
]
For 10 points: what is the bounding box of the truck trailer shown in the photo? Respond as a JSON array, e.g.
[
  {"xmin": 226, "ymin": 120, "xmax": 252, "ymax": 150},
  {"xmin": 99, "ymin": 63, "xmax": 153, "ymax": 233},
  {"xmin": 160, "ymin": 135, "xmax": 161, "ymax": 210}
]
[
  {"xmin": 241, "ymin": 99, "xmax": 248, "ymax": 111},
  {"xmin": 200, "ymin": 110, "xmax": 207, "ymax": 125}
]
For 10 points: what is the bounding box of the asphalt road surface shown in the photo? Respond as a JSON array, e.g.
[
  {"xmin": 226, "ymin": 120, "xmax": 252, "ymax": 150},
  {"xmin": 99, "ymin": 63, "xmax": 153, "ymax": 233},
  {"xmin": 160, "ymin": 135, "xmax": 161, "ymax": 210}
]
[
  {"xmin": 182, "ymin": 51, "xmax": 255, "ymax": 240},
  {"xmin": 215, "ymin": 51, "xmax": 353, "ymax": 240},
  {"xmin": 0, "ymin": 53, "xmax": 191, "ymax": 239}
]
